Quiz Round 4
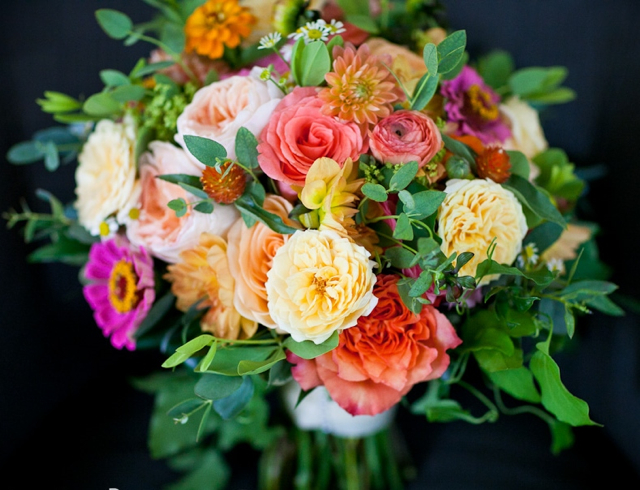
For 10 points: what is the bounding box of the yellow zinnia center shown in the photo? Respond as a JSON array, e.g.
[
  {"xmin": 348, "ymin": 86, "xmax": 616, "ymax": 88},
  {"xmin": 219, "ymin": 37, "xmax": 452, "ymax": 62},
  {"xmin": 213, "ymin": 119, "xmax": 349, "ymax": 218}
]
[
  {"xmin": 109, "ymin": 259, "xmax": 139, "ymax": 313},
  {"xmin": 467, "ymin": 84, "xmax": 499, "ymax": 121}
]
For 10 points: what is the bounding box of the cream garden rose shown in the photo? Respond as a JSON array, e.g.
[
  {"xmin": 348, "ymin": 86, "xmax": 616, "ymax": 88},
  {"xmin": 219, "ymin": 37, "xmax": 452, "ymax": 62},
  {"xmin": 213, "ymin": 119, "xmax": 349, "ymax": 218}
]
[
  {"xmin": 437, "ymin": 179, "xmax": 527, "ymax": 285},
  {"xmin": 266, "ymin": 229, "xmax": 378, "ymax": 344},
  {"xmin": 175, "ymin": 68, "xmax": 283, "ymax": 161},
  {"xmin": 501, "ymin": 95, "xmax": 548, "ymax": 159},
  {"xmin": 75, "ymin": 117, "xmax": 138, "ymax": 234}
]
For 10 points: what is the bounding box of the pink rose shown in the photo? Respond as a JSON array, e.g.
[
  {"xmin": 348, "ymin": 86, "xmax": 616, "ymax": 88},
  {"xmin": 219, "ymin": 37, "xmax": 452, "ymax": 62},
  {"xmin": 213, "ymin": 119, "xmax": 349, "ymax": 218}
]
[
  {"xmin": 257, "ymin": 87, "xmax": 367, "ymax": 186},
  {"xmin": 369, "ymin": 110, "xmax": 442, "ymax": 167},
  {"xmin": 287, "ymin": 275, "xmax": 462, "ymax": 416},
  {"xmin": 126, "ymin": 141, "xmax": 239, "ymax": 263},
  {"xmin": 176, "ymin": 69, "xmax": 283, "ymax": 161}
]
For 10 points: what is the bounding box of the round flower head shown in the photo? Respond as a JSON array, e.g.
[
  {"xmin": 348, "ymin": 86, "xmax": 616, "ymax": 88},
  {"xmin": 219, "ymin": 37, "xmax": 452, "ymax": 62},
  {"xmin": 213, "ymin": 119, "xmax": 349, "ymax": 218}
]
[
  {"xmin": 83, "ymin": 236, "xmax": 155, "ymax": 350},
  {"xmin": 287, "ymin": 275, "xmax": 462, "ymax": 416},
  {"xmin": 184, "ymin": 0, "xmax": 256, "ymax": 59},
  {"xmin": 319, "ymin": 43, "xmax": 403, "ymax": 128},
  {"xmin": 437, "ymin": 178, "xmax": 528, "ymax": 285},
  {"xmin": 266, "ymin": 229, "xmax": 378, "ymax": 344},
  {"xmin": 441, "ymin": 66, "xmax": 511, "ymax": 145}
]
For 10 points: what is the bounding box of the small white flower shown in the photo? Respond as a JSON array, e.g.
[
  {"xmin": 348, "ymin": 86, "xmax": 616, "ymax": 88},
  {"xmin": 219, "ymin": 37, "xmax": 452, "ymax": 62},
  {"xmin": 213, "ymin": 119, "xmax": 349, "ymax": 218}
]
[
  {"xmin": 546, "ymin": 258, "xmax": 565, "ymax": 274},
  {"xmin": 258, "ymin": 32, "xmax": 282, "ymax": 50},
  {"xmin": 288, "ymin": 20, "xmax": 330, "ymax": 44},
  {"xmin": 94, "ymin": 217, "xmax": 119, "ymax": 239},
  {"xmin": 327, "ymin": 19, "xmax": 346, "ymax": 35},
  {"xmin": 517, "ymin": 243, "xmax": 539, "ymax": 267}
]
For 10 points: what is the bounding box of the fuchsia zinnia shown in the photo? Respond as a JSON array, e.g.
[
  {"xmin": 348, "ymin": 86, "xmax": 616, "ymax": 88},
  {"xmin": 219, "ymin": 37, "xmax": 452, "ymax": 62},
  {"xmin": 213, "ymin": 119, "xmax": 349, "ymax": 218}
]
[
  {"xmin": 83, "ymin": 236, "xmax": 155, "ymax": 350},
  {"xmin": 441, "ymin": 65, "xmax": 512, "ymax": 144}
]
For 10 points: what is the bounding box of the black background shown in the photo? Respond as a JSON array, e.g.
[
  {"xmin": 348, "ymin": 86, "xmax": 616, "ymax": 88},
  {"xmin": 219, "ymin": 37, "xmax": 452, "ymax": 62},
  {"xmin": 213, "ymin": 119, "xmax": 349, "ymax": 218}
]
[{"xmin": 1, "ymin": 1, "xmax": 639, "ymax": 488}]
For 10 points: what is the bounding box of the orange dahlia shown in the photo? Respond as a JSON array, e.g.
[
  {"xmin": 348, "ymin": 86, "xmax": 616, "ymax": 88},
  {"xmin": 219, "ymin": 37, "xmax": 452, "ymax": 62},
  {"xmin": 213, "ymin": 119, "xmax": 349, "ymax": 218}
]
[
  {"xmin": 319, "ymin": 43, "xmax": 403, "ymax": 128},
  {"xmin": 185, "ymin": 0, "xmax": 256, "ymax": 60}
]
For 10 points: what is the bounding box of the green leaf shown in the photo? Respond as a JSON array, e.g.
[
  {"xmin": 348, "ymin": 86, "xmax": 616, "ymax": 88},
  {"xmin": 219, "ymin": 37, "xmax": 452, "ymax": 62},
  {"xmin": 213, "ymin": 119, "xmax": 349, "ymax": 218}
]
[
  {"xmin": 83, "ymin": 92, "xmax": 121, "ymax": 117},
  {"xmin": 561, "ymin": 280, "xmax": 618, "ymax": 300},
  {"xmin": 524, "ymin": 221, "xmax": 564, "ymax": 254},
  {"xmin": 194, "ymin": 201, "xmax": 214, "ymax": 213},
  {"xmin": 235, "ymin": 127, "xmax": 260, "ymax": 169},
  {"xmin": 167, "ymin": 198, "xmax": 188, "ymax": 218},
  {"xmin": 441, "ymin": 133, "xmax": 477, "ymax": 167},
  {"xmin": 477, "ymin": 50, "xmax": 514, "ymax": 90},
  {"xmin": 110, "ymin": 84, "xmax": 146, "ymax": 102},
  {"xmin": 509, "ymin": 67, "xmax": 552, "ymax": 96},
  {"xmin": 41, "ymin": 141, "xmax": 59, "ymax": 171},
  {"xmin": 290, "ymin": 38, "xmax": 305, "ymax": 86},
  {"xmin": 344, "ymin": 14, "xmax": 379, "ymax": 34},
  {"xmin": 300, "ymin": 41, "xmax": 331, "ymax": 87},
  {"xmin": 162, "ymin": 334, "xmax": 214, "ymax": 368},
  {"xmin": 564, "ymin": 306, "xmax": 575, "ymax": 338},
  {"xmin": 234, "ymin": 194, "xmax": 298, "ymax": 234},
  {"xmin": 7, "ymin": 141, "xmax": 44, "ymax": 164},
  {"xmin": 100, "ymin": 69, "xmax": 130, "ymax": 87},
  {"xmin": 436, "ymin": 30, "xmax": 466, "ymax": 75},
  {"xmin": 549, "ymin": 420, "xmax": 575, "ymax": 454},
  {"xmin": 157, "ymin": 173, "xmax": 203, "ymax": 188},
  {"xmin": 488, "ymin": 367, "xmax": 541, "ymax": 403},
  {"xmin": 194, "ymin": 373, "xmax": 244, "ymax": 401},
  {"xmin": 393, "ymin": 213, "xmax": 413, "ymax": 241},
  {"xmin": 422, "ymin": 43, "xmax": 438, "ymax": 76},
  {"xmin": 238, "ymin": 348, "xmax": 286, "ymax": 375},
  {"xmin": 586, "ymin": 295, "xmax": 624, "ymax": 316},
  {"xmin": 389, "ymin": 161, "xmax": 419, "ymax": 191},
  {"xmin": 503, "ymin": 174, "xmax": 566, "ymax": 228},
  {"xmin": 213, "ymin": 376, "xmax": 255, "ymax": 420},
  {"xmin": 28, "ymin": 235, "xmax": 89, "ymax": 265},
  {"xmin": 178, "ymin": 182, "xmax": 209, "ymax": 200},
  {"xmin": 527, "ymin": 87, "xmax": 576, "ymax": 105},
  {"xmin": 384, "ymin": 246, "xmax": 415, "ymax": 269},
  {"xmin": 36, "ymin": 91, "xmax": 83, "ymax": 113},
  {"xmin": 506, "ymin": 150, "xmax": 530, "ymax": 180},
  {"xmin": 202, "ymin": 345, "xmax": 277, "ymax": 376},
  {"xmin": 131, "ymin": 60, "xmax": 176, "ymax": 78},
  {"xmin": 411, "ymin": 73, "xmax": 438, "ymax": 111},
  {"xmin": 161, "ymin": 21, "xmax": 186, "ymax": 55},
  {"xmin": 167, "ymin": 398, "xmax": 208, "ymax": 420},
  {"xmin": 284, "ymin": 331, "xmax": 339, "ymax": 359},
  {"xmin": 183, "ymin": 135, "xmax": 227, "ymax": 165},
  {"xmin": 95, "ymin": 9, "xmax": 133, "ymax": 40},
  {"xmin": 530, "ymin": 344, "xmax": 599, "ymax": 426},
  {"xmin": 361, "ymin": 183, "xmax": 388, "ymax": 202},
  {"xmin": 408, "ymin": 270, "xmax": 433, "ymax": 298},
  {"xmin": 475, "ymin": 347, "xmax": 522, "ymax": 373},
  {"xmin": 475, "ymin": 258, "xmax": 555, "ymax": 287},
  {"xmin": 396, "ymin": 277, "xmax": 423, "ymax": 315},
  {"xmin": 406, "ymin": 190, "xmax": 446, "ymax": 220}
]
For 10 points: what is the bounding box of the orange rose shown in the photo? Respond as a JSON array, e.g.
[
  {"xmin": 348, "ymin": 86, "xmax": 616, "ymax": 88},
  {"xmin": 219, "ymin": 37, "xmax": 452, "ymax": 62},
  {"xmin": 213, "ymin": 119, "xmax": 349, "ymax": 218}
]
[{"xmin": 288, "ymin": 275, "xmax": 462, "ymax": 416}]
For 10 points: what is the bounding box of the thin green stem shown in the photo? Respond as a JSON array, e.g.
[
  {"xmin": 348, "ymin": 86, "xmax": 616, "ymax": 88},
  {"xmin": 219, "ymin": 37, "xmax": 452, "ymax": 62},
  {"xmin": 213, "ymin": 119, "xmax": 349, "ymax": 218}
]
[
  {"xmin": 493, "ymin": 386, "xmax": 556, "ymax": 425},
  {"xmin": 134, "ymin": 33, "xmax": 200, "ymax": 85},
  {"xmin": 344, "ymin": 438, "xmax": 360, "ymax": 490},
  {"xmin": 377, "ymin": 231, "xmax": 418, "ymax": 254},
  {"xmin": 458, "ymin": 380, "xmax": 499, "ymax": 418}
]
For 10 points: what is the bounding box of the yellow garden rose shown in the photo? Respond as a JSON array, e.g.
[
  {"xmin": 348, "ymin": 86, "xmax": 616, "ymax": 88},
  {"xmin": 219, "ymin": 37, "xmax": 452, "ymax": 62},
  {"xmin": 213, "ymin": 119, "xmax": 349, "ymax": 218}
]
[
  {"xmin": 266, "ymin": 229, "xmax": 378, "ymax": 344},
  {"xmin": 437, "ymin": 179, "xmax": 527, "ymax": 285}
]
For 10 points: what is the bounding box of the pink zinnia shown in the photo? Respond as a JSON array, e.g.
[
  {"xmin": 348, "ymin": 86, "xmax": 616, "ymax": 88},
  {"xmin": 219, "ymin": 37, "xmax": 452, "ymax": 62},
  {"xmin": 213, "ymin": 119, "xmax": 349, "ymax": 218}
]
[
  {"xmin": 441, "ymin": 66, "xmax": 511, "ymax": 145},
  {"xmin": 83, "ymin": 235, "xmax": 155, "ymax": 350}
]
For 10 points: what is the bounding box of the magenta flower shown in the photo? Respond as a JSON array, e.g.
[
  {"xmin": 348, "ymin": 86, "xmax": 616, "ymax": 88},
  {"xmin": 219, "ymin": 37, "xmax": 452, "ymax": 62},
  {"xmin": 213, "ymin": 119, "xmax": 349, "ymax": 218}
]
[
  {"xmin": 441, "ymin": 66, "xmax": 511, "ymax": 144},
  {"xmin": 83, "ymin": 235, "xmax": 155, "ymax": 350}
]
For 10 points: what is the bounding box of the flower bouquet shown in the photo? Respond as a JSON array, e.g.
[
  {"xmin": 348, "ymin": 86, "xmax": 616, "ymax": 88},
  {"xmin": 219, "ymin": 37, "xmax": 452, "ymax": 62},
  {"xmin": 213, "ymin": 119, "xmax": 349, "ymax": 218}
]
[{"xmin": 5, "ymin": 0, "xmax": 624, "ymax": 488}]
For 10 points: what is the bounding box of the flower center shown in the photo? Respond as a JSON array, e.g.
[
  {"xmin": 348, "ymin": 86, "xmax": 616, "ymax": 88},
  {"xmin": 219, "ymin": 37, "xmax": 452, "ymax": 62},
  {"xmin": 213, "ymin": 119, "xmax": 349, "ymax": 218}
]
[
  {"xmin": 466, "ymin": 84, "xmax": 499, "ymax": 121},
  {"xmin": 205, "ymin": 5, "xmax": 227, "ymax": 28},
  {"xmin": 307, "ymin": 28, "xmax": 324, "ymax": 40},
  {"xmin": 109, "ymin": 259, "xmax": 139, "ymax": 314}
]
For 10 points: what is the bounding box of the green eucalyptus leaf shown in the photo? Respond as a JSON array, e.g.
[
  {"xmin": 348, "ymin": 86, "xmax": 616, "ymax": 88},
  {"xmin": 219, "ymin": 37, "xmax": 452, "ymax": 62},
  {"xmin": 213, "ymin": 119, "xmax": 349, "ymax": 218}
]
[
  {"xmin": 284, "ymin": 331, "xmax": 339, "ymax": 359},
  {"xmin": 162, "ymin": 334, "xmax": 214, "ymax": 368},
  {"xmin": 95, "ymin": 9, "xmax": 133, "ymax": 40},
  {"xmin": 390, "ymin": 161, "xmax": 419, "ymax": 191},
  {"xmin": 131, "ymin": 60, "xmax": 176, "ymax": 78},
  {"xmin": 344, "ymin": 14, "xmax": 379, "ymax": 33},
  {"xmin": 441, "ymin": 133, "xmax": 477, "ymax": 166},
  {"xmin": 238, "ymin": 348, "xmax": 286, "ymax": 375},
  {"xmin": 213, "ymin": 376, "xmax": 254, "ymax": 420},
  {"xmin": 436, "ymin": 30, "xmax": 466, "ymax": 74},
  {"xmin": 194, "ymin": 201, "xmax": 214, "ymax": 213},
  {"xmin": 235, "ymin": 127, "xmax": 260, "ymax": 169},
  {"xmin": 393, "ymin": 213, "xmax": 414, "ymax": 241},
  {"xmin": 183, "ymin": 135, "xmax": 227, "ymax": 165},
  {"xmin": 7, "ymin": 141, "xmax": 44, "ymax": 164},
  {"xmin": 110, "ymin": 84, "xmax": 147, "ymax": 102},
  {"xmin": 83, "ymin": 92, "xmax": 121, "ymax": 116},
  {"xmin": 423, "ymin": 43, "xmax": 438, "ymax": 76},
  {"xmin": 384, "ymin": 246, "xmax": 415, "ymax": 269},
  {"xmin": 506, "ymin": 150, "xmax": 530, "ymax": 179},
  {"xmin": 503, "ymin": 174, "xmax": 566, "ymax": 227},
  {"xmin": 408, "ymin": 190, "xmax": 446, "ymax": 220},
  {"xmin": 411, "ymin": 73, "xmax": 438, "ymax": 111},
  {"xmin": 161, "ymin": 21, "xmax": 186, "ymax": 55},
  {"xmin": 100, "ymin": 69, "xmax": 130, "ymax": 87},
  {"xmin": 524, "ymin": 221, "xmax": 564, "ymax": 254},
  {"xmin": 41, "ymin": 141, "xmax": 59, "ymax": 171},
  {"xmin": 195, "ymin": 373, "xmax": 243, "ymax": 401},
  {"xmin": 477, "ymin": 50, "xmax": 514, "ymax": 90},
  {"xmin": 361, "ymin": 183, "xmax": 388, "ymax": 202},
  {"xmin": 234, "ymin": 194, "xmax": 298, "ymax": 234}
]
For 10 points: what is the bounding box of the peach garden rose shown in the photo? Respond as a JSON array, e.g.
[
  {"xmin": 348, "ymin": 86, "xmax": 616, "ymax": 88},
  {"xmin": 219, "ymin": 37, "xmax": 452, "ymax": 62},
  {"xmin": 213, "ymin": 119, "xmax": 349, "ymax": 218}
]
[{"xmin": 287, "ymin": 274, "xmax": 462, "ymax": 416}]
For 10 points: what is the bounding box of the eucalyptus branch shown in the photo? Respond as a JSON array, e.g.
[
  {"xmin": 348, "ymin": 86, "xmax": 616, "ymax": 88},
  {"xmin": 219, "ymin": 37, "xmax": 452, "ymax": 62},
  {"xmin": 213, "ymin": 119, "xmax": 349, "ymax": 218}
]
[{"xmin": 134, "ymin": 32, "xmax": 200, "ymax": 86}]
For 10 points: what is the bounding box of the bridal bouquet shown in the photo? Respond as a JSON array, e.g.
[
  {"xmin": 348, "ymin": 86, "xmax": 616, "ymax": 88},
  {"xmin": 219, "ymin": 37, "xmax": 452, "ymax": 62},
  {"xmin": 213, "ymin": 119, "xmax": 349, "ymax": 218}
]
[{"xmin": 6, "ymin": 0, "xmax": 623, "ymax": 488}]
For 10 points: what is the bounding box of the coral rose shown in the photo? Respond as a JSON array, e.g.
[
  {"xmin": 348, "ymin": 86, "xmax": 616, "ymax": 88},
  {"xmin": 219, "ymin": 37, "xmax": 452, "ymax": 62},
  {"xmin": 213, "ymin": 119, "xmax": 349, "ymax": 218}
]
[
  {"xmin": 126, "ymin": 141, "xmax": 239, "ymax": 263},
  {"xmin": 175, "ymin": 69, "xmax": 283, "ymax": 160},
  {"xmin": 369, "ymin": 110, "xmax": 443, "ymax": 168},
  {"xmin": 266, "ymin": 229, "xmax": 378, "ymax": 344},
  {"xmin": 75, "ymin": 117, "xmax": 138, "ymax": 234},
  {"xmin": 288, "ymin": 275, "xmax": 462, "ymax": 416},
  {"xmin": 227, "ymin": 195, "xmax": 297, "ymax": 328},
  {"xmin": 437, "ymin": 179, "xmax": 528, "ymax": 285},
  {"xmin": 257, "ymin": 87, "xmax": 366, "ymax": 186},
  {"xmin": 165, "ymin": 232, "xmax": 257, "ymax": 340}
]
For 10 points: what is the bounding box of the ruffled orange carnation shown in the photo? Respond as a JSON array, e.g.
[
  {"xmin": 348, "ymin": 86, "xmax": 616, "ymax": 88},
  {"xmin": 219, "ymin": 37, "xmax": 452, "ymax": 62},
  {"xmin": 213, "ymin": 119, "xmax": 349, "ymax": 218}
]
[
  {"xmin": 288, "ymin": 275, "xmax": 462, "ymax": 416},
  {"xmin": 185, "ymin": 0, "xmax": 256, "ymax": 60},
  {"xmin": 318, "ymin": 43, "xmax": 403, "ymax": 128},
  {"xmin": 165, "ymin": 232, "xmax": 257, "ymax": 340}
]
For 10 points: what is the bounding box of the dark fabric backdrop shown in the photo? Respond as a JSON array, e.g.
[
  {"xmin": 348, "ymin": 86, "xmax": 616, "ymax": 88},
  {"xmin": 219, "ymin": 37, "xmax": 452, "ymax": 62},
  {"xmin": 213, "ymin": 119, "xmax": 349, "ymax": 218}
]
[{"xmin": 1, "ymin": 1, "xmax": 639, "ymax": 488}]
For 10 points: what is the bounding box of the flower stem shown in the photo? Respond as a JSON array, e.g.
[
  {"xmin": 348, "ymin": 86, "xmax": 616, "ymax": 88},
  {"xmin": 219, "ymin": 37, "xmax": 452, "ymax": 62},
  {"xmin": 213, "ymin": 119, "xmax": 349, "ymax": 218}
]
[{"xmin": 344, "ymin": 438, "xmax": 360, "ymax": 490}]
